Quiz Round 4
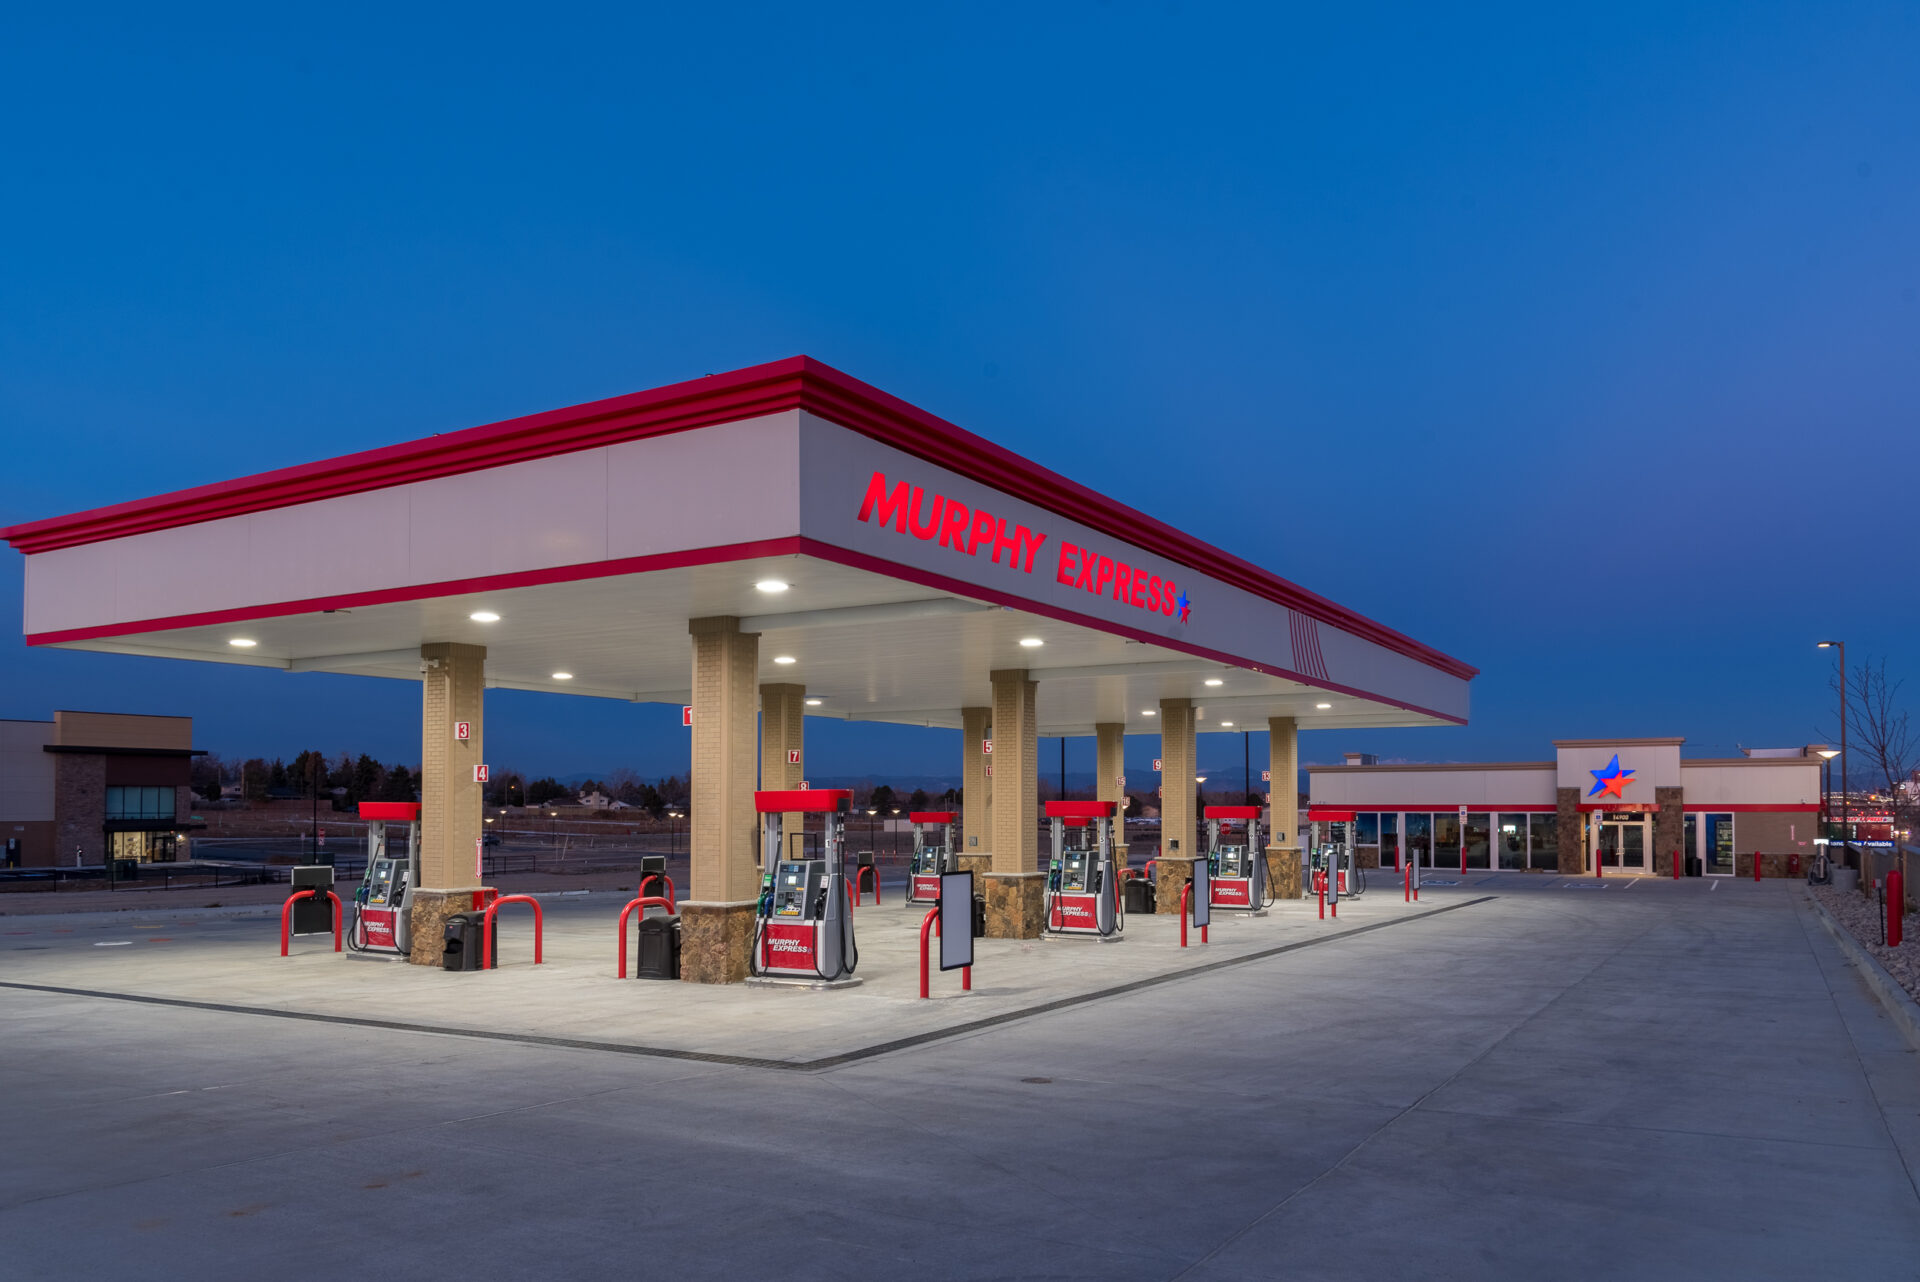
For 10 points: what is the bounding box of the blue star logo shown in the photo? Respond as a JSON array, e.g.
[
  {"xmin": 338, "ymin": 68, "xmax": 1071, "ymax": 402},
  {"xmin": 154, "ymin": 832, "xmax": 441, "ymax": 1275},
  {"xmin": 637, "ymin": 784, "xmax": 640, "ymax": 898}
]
[
  {"xmin": 1176, "ymin": 589, "xmax": 1190, "ymax": 623},
  {"xmin": 1588, "ymin": 754, "xmax": 1635, "ymax": 800}
]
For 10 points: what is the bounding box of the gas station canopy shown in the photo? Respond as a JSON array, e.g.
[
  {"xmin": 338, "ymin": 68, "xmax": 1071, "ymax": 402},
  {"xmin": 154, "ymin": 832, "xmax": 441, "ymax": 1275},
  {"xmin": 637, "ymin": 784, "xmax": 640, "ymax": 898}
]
[{"xmin": 2, "ymin": 357, "xmax": 1474, "ymax": 733}]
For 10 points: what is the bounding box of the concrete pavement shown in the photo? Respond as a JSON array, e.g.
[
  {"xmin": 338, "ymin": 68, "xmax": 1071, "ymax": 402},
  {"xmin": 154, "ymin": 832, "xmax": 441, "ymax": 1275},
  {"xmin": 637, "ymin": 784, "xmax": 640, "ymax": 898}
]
[{"xmin": 3, "ymin": 876, "xmax": 1917, "ymax": 1279}]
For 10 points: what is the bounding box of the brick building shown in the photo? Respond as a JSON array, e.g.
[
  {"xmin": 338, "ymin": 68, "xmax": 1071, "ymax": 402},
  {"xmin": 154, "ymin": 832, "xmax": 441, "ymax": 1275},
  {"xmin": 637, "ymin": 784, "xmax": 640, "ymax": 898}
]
[{"xmin": 0, "ymin": 711, "xmax": 204, "ymax": 868}]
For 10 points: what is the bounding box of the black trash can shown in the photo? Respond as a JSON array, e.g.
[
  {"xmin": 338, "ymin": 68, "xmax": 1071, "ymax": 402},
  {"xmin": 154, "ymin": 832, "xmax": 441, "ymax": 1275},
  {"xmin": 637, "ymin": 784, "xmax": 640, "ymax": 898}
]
[
  {"xmin": 1124, "ymin": 877, "xmax": 1155, "ymax": 915},
  {"xmin": 971, "ymin": 894, "xmax": 987, "ymax": 939},
  {"xmin": 1686, "ymin": 855, "xmax": 1703, "ymax": 878},
  {"xmin": 442, "ymin": 912, "xmax": 489, "ymax": 971},
  {"xmin": 635, "ymin": 911, "xmax": 682, "ymax": 980}
]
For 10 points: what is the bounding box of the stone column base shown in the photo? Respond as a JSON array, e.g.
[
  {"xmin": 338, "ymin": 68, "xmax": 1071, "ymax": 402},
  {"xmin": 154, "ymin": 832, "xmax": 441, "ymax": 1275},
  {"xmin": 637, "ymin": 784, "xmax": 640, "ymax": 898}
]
[
  {"xmin": 1154, "ymin": 855, "xmax": 1195, "ymax": 914},
  {"xmin": 408, "ymin": 888, "xmax": 484, "ymax": 966},
  {"xmin": 1266, "ymin": 846, "xmax": 1301, "ymax": 900},
  {"xmin": 957, "ymin": 853, "xmax": 993, "ymax": 885},
  {"xmin": 984, "ymin": 871, "xmax": 1045, "ymax": 938},
  {"xmin": 681, "ymin": 900, "xmax": 757, "ymax": 984}
]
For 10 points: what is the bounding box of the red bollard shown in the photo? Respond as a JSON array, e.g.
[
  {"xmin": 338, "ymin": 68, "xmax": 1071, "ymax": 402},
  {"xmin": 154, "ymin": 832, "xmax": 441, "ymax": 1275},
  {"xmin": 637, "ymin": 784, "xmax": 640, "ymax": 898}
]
[
  {"xmin": 1671, "ymin": 849, "xmax": 1680, "ymax": 880},
  {"xmin": 1317, "ymin": 869, "xmax": 1325, "ymax": 920},
  {"xmin": 1403, "ymin": 859, "xmax": 1411, "ymax": 903},
  {"xmin": 1888, "ymin": 870, "xmax": 1904, "ymax": 948},
  {"xmin": 1753, "ymin": 850, "xmax": 1762, "ymax": 883}
]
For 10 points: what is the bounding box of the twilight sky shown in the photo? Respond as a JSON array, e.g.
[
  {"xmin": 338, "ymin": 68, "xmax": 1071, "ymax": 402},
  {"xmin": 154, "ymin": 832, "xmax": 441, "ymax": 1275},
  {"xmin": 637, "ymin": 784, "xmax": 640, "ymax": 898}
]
[{"xmin": 3, "ymin": 2, "xmax": 1917, "ymax": 784}]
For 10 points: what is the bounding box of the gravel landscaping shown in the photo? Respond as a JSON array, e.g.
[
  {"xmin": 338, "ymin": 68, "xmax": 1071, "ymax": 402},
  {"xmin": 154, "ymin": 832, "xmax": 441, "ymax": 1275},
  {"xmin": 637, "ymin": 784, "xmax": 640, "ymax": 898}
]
[{"xmin": 1812, "ymin": 883, "xmax": 1920, "ymax": 1002}]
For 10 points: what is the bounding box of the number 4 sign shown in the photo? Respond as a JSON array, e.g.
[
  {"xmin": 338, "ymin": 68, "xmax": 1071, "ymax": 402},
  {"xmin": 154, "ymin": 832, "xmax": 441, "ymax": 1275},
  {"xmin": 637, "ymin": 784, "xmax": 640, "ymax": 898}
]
[{"xmin": 474, "ymin": 764, "xmax": 490, "ymax": 783}]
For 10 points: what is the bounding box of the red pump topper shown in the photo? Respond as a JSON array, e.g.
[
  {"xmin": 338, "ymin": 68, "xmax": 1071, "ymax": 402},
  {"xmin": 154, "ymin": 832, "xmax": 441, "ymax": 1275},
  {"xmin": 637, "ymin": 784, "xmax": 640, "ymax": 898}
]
[
  {"xmin": 906, "ymin": 811, "xmax": 958, "ymax": 904},
  {"xmin": 1205, "ymin": 806, "xmax": 1270, "ymax": 911}
]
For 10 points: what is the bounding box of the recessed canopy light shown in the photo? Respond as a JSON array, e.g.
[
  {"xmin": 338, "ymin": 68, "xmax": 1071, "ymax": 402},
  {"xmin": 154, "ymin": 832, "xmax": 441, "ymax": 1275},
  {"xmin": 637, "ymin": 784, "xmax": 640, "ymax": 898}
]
[
  {"xmin": 1220, "ymin": 721, "xmax": 1234, "ymax": 728},
  {"xmin": 1315, "ymin": 702, "xmax": 1332, "ymax": 709},
  {"xmin": 1142, "ymin": 709, "xmax": 1156, "ymax": 717},
  {"xmin": 805, "ymin": 698, "xmax": 823, "ymax": 706},
  {"xmin": 552, "ymin": 672, "xmax": 574, "ymax": 681},
  {"xmin": 1019, "ymin": 637, "xmax": 1044, "ymax": 648},
  {"xmin": 228, "ymin": 638, "xmax": 257, "ymax": 648},
  {"xmin": 1204, "ymin": 678, "xmax": 1223, "ymax": 687},
  {"xmin": 469, "ymin": 610, "xmax": 500, "ymax": 623},
  {"xmin": 755, "ymin": 580, "xmax": 790, "ymax": 594},
  {"xmin": 773, "ymin": 655, "xmax": 797, "ymax": 665}
]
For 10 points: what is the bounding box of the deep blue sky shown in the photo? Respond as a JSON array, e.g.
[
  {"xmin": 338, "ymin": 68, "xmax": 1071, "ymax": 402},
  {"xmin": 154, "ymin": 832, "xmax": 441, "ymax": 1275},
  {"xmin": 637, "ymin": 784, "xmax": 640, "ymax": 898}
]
[{"xmin": 3, "ymin": 2, "xmax": 1916, "ymax": 783}]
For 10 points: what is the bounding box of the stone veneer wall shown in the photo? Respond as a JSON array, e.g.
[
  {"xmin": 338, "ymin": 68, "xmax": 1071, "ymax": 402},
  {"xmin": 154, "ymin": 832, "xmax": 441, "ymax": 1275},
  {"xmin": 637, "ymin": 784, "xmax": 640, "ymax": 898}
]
[
  {"xmin": 1556, "ymin": 788, "xmax": 1584, "ymax": 874},
  {"xmin": 681, "ymin": 903, "xmax": 755, "ymax": 983},
  {"xmin": 984, "ymin": 872, "xmax": 1044, "ymax": 936},
  {"xmin": 1267, "ymin": 846, "xmax": 1302, "ymax": 899},
  {"xmin": 1654, "ymin": 787, "xmax": 1684, "ymax": 876}
]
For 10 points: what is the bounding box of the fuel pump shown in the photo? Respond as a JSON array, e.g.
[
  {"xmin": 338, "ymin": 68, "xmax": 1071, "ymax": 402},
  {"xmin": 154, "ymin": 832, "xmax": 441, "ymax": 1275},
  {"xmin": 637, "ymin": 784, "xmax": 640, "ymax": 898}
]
[
  {"xmin": 347, "ymin": 802, "xmax": 419, "ymax": 956},
  {"xmin": 1204, "ymin": 805, "xmax": 1271, "ymax": 912},
  {"xmin": 905, "ymin": 811, "xmax": 958, "ymax": 904},
  {"xmin": 1044, "ymin": 800, "xmax": 1122, "ymax": 937},
  {"xmin": 750, "ymin": 789, "xmax": 859, "ymax": 982},
  {"xmin": 1307, "ymin": 807, "xmax": 1362, "ymax": 900}
]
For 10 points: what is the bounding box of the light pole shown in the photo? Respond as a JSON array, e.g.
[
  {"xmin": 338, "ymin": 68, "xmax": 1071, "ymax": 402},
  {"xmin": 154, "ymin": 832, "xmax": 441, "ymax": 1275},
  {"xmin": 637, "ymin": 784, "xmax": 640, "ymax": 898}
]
[
  {"xmin": 1818, "ymin": 641, "xmax": 1849, "ymax": 869},
  {"xmin": 890, "ymin": 808, "xmax": 901, "ymax": 863}
]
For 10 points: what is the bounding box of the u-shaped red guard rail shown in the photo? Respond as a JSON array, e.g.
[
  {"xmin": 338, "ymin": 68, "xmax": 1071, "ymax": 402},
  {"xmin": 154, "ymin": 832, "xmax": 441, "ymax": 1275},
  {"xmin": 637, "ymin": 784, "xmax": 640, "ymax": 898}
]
[
  {"xmin": 280, "ymin": 888, "xmax": 343, "ymax": 956},
  {"xmin": 638, "ymin": 872, "xmax": 677, "ymax": 912},
  {"xmin": 919, "ymin": 906, "xmax": 972, "ymax": 998},
  {"xmin": 482, "ymin": 894, "xmax": 543, "ymax": 970},
  {"xmin": 617, "ymin": 895, "xmax": 675, "ymax": 978},
  {"xmin": 1180, "ymin": 882, "xmax": 1207, "ymax": 948},
  {"xmin": 854, "ymin": 864, "xmax": 880, "ymax": 906}
]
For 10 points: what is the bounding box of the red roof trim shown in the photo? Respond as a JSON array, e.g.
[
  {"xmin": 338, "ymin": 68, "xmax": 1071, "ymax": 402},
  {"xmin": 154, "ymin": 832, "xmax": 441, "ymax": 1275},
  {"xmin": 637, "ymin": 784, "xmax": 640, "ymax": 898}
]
[
  {"xmin": 1205, "ymin": 806, "xmax": 1263, "ymax": 820},
  {"xmin": 1, "ymin": 357, "xmax": 1474, "ymax": 682},
  {"xmin": 909, "ymin": 811, "xmax": 956, "ymax": 823},
  {"xmin": 357, "ymin": 802, "xmax": 421, "ymax": 821}
]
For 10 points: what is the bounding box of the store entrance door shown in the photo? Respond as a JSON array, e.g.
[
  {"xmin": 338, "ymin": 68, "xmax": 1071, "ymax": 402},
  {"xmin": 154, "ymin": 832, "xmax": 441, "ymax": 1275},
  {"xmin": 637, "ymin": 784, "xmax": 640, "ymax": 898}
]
[{"xmin": 1594, "ymin": 817, "xmax": 1649, "ymax": 872}]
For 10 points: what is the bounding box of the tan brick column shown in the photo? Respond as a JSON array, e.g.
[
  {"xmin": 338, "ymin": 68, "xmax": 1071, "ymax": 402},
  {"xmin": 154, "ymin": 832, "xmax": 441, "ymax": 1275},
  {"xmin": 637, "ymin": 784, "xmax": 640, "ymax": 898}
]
[
  {"xmin": 960, "ymin": 705, "xmax": 993, "ymax": 884},
  {"xmin": 759, "ymin": 683, "xmax": 806, "ymax": 859},
  {"xmin": 1156, "ymin": 697, "xmax": 1197, "ymax": 912},
  {"xmin": 986, "ymin": 670, "xmax": 1042, "ymax": 937},
  {"xmin": 682, "ymin": 617, "xmax": 760, "ymax": 983},
  {"xmin": 1266, "ymin": 716, "xmax": 1301, "ymax": 899},
  {"xmin": 1096, "ymin": 722, "xmax": 1127, "ymax": 871},
  {"xmin": 408, "ymin": 642, "xmax": 486, "ymax": 963}
]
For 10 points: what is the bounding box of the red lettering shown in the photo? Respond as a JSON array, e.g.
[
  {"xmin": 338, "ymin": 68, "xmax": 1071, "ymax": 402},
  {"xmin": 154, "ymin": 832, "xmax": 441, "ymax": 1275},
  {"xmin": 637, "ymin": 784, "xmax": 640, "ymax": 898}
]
[
  {"xmin": 1161, "ymin": 580, "xmax": 1178, "ymax": 616},
  {"xmin": 990, "ymin": 518, "xmax": 1018, "ymax": 565},
  {"xmin": 857, "ymin": 472, "xmax": 914, "ymax": 532},
  {"xmin": 909, "ymin": 490, "xmax": 943, "ymax": 539},
  {"xmin": 1147, "ymin": 574, "xmax": 1162, "ymax": 611},
  {"xmin": 1095, "ymin": 556, "xmax": 1114, "ymax": 595},
  {"xmin": 1112, "ymin": 563, "xmax": 1131, "ymax": 602},
  {"xmin": 1056, "ymin": 543, "xmax": 1078, "ymax": 585},
  {"xmin": 1020, "ymin": 527, "xmax": 1046, "ymax": 573},
  {"xmin": 1130, "ymin": 572, "xmax": 1147, "ymax": 608},
  {"xmin": 1075, "ymin": 551, "xmax": 1097, "ymax": 591},
  {"xmin": 939, "ymin": 499, "xmax": 971, "ymax": 551},
  {"xmin": 968, "ymin": 509, "xmax": 997, "ymax": 555}
]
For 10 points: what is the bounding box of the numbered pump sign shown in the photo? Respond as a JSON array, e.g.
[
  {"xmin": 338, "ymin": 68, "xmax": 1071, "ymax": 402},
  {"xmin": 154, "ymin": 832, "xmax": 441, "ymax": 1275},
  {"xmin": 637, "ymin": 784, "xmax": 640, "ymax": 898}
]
[{"xmin": 939, "ymin": 870, "xmax": 974, "ymax": 972}]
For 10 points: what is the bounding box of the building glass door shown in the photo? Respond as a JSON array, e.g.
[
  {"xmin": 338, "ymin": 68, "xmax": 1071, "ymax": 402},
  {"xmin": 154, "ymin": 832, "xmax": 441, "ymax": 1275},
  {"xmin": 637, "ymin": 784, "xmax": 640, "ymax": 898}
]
[
  {"xmin": 1595, "ymin": 816, "xmax": 1648, "ymax": 872},
  {"xmin": 1407, "ymin": 813, "xmax": 1432, "ymax": 867}
]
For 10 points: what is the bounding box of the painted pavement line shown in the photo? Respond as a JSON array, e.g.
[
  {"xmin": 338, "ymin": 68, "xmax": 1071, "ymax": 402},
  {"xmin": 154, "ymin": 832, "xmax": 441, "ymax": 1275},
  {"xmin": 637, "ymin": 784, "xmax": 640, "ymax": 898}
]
[{"xmin": 0, "ymin": 896, "xmax": 1496, "ymax": 1072}]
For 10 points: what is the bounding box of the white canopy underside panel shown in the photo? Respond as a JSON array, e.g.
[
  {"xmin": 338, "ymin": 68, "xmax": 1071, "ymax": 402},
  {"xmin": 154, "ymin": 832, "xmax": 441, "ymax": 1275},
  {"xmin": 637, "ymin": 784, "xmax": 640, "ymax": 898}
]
[{"xmin": 54, "ymin": 554, "xmax": 1449, "ymax": 734}]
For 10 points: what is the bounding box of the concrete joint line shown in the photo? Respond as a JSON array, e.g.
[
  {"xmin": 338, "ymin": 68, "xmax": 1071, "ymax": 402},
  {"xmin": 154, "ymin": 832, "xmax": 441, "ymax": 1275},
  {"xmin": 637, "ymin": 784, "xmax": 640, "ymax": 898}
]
[
  {"xmin": 0, "ymin": 897, "xmax": 1496, "ymax": 1074},
  {"xmin": 1800, "ymin": 888, "xmax": 1920, "ymax": 1053}
]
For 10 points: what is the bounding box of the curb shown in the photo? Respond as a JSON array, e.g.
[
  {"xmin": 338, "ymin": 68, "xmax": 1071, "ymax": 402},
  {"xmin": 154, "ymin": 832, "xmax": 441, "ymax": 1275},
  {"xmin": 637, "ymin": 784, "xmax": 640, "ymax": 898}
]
[{"xmin": 1802, "ymin": 887, "xmax": 1920, "ymax": 1052}]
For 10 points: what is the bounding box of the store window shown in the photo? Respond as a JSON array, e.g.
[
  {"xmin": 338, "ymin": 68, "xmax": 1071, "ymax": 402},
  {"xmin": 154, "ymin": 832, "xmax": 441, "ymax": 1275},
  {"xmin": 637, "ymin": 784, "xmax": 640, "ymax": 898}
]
[
  {"xmin": 1497, "ymin": 814, "xmax": 1527, "ymax": 869},
  {"xmin": 1434, "ymin": 813, "xmax": 1461, "ymax": 869},
  {"xmin": 1464, "ymin": 812, "xmax": 1491, "ymax": 869},
  {"xmin": 1706, "ymin": 814, "xmax": 1735, "ymax": 875},
  {"xmin": 1356, "ymin": 813, "xmax": 1379, "ymax": 845},
  {"xmin": 1406, "ymin": 813, "xmax": 1432, "ymax": 866},
  {"xmin": 105, "ymin": 786, "xmax": 175, "ymax": 821},
  {"xmin": 1380, "ymin": 812, "xmax": 1400, "ymax": 867},
  {"xmin": 1530, "ymin": 814, "xmax": 1559, "ymax": 869}
]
